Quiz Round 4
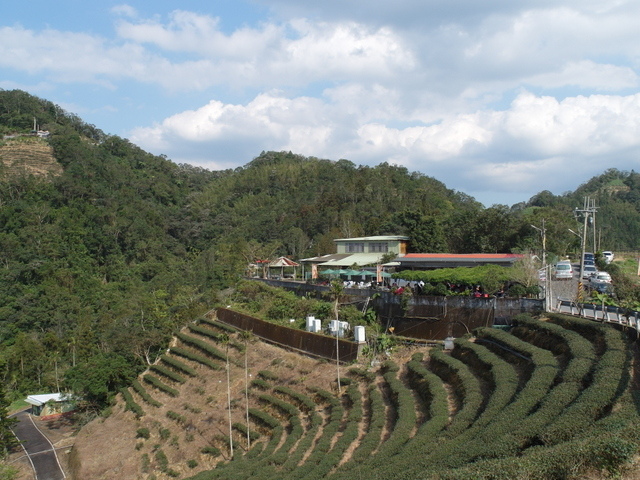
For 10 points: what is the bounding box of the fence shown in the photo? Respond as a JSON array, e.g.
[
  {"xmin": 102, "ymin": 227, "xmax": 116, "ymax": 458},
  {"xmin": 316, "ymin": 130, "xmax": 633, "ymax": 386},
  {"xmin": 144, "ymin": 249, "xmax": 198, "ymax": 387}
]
[
  {"xmin": 254, "ymin": 279, "xmax": 544, "ymax": 340},
  {"xmin": 215, "ymin": 308, "xmax": 360, "ymax": 363},
  {"xmin": 554, "ymin": 298, "xmax": 640, "ymax": 332}
]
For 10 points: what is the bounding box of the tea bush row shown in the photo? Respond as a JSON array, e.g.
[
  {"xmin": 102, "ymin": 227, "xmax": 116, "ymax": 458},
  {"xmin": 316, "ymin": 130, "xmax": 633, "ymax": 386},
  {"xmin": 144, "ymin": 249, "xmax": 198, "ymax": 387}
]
[
  {"xmin": 301, "ymin": 383, "xmax": 363, "ymax": 480},
  {"xmin": 198, "ymin": 317, "xmax": 239, "ymax": 333},
  {"xmin": 190, "ymin": 323, "xmax": 246, "ymax": 351},
  {"xmin": 540, "ymin": 323, "xmax": 627, "ymax": 445},
  {"xmin": 150, "ymin": 364, "xmax": 187, "ymax": 384},
  {"xmin": 273, "ymin": 385, "xmax": 317, "ymax": 413},
  {"xmin": 143, "ymin": 374, "xmax": 179, "ymax": 397},
  {"xmin": 428, "ymin": 348, "xmax": 482, "ymax": 437},
  {"xmin": 169, "ymin": 346, "xmax": 223, "ymax": 371},
  {"xmin": 232, "ymin": 422, "xmax": 261, "ymax": 442},
  {"xmin": 120, "ymin": 388, "xmax": 144, "ymax": 418},
  {"xmin": 131, "ymin": 379, "xmax": 162, "ymax": 407},
  {"xmin": 176, "ymin": 332, "xmax": 241, "ymax": 367},
  {"xmin": 160, "ymin": 354, "xmax": 198, "ymax": 377}
]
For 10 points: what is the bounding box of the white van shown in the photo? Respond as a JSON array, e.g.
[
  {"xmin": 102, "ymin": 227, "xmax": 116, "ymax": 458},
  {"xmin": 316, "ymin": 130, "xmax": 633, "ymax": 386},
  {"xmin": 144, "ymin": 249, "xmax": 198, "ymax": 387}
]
[{"xmin": 554, "ymin": 261, "xmax": 573, "ymax": 280}]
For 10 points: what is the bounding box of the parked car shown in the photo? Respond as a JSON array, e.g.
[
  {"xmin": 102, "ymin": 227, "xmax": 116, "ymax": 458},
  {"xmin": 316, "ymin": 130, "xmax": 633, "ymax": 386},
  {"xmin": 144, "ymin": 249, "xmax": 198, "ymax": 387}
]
[
  {"xmin": 554, "ymin": 261, "xmax": 573, "ymax": 280},
  {"xmin": 583, "ymin": 252, "xmax": 595, "ymax": 263},
  {"xmin": 588, "ymin": 279, "xmax": 615, "ymax": 295},
  {"xmin": 581, "ymin": 265, "xmax": 598, "ymax": 279},
  {"xmin": 592, "ymin": 272, "xmax": 612, "ymax": 283},
  {"xmin": 603, "ymin": 251, "xmax": 614, "ymax": 264}
]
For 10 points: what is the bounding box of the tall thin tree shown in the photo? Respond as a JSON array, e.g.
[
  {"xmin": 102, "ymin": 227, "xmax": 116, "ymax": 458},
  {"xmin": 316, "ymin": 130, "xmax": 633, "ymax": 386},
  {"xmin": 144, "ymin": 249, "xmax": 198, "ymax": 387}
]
[
  {"xmin": 220, "ymin": 333, "xmax": 233, "ymax": 458},
  {"xmin": 240, "ymin": 330, "xmax": 253, "ymax": 449},
  {"xmin": 330, "ymin": 280, "xmax": 344, "ymax": 394}
]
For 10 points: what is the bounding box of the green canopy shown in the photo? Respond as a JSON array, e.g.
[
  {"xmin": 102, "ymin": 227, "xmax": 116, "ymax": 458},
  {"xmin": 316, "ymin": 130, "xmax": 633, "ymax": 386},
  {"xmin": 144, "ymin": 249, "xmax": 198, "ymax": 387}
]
[
  {"xmin": 343, "ymin": 269, "xmax": 364, "ymax": 277},
  {"xmin": 320, "ymin": 269, "xmax": 339, "ymax": 275}
]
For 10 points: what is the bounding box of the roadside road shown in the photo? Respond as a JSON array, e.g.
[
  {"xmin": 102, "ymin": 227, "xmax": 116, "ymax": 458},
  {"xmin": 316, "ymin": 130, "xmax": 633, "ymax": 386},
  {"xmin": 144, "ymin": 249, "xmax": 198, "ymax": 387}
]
[{"xmin": 10, "ymin": 410, "xmax": 66, "ymax": 480}]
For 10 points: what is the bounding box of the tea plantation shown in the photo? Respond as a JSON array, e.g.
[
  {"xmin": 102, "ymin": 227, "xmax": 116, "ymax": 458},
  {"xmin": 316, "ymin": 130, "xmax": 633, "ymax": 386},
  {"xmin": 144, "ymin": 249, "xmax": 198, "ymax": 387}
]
[{"xmin": 120, "ymin": 313, "xmax": 640, "ymax": 480}]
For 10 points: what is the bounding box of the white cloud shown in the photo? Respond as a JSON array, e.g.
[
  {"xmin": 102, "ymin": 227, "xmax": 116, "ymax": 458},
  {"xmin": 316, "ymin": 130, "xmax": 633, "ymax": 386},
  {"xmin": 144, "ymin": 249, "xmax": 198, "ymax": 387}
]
[
  {"xmin": 4, "ymin": 1, "xmax": 640, "ymax": 205},
  {"xmin": 130, "ymin": 89, "xmax": 640, "ymax": 205},
  {"xmin": 111, "ymin": 4, "xmax": 138, "ymax": 19}
]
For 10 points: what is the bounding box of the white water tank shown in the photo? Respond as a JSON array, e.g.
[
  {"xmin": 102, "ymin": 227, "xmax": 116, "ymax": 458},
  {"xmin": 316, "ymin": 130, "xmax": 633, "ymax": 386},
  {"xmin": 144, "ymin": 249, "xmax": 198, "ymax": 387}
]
[
  {"xmin": 329, "ymin": 320, "xmax": 349, "ymax": 338},
  {"xmin": 314, "ymin": 319, "xmax": 321, "ymax": 333},
  {"xmin": 306, "ymin": 315, "xmax": 316, "ymax": 331},
  {"xmin": 354, "ymin": 325, "xmax": 366, "ymax": 343}
]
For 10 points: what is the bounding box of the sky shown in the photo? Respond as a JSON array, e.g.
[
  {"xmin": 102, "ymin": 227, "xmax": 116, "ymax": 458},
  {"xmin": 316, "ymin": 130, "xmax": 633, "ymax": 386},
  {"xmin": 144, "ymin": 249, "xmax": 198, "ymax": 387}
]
[{"xmin": 2, "ymin": 0, "xmax": 640, "ymax": 207}]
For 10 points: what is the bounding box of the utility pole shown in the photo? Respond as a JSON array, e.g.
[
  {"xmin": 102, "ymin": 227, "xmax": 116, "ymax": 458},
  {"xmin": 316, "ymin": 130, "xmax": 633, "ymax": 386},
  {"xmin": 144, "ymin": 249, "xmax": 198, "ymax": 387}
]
[
  {"xmin": 574, "ymin": 197, "xmax": 598, "ymax": 301},
  {"xmin": 531, "ymin": 219, "xmax": 547, "ymax": 268}
]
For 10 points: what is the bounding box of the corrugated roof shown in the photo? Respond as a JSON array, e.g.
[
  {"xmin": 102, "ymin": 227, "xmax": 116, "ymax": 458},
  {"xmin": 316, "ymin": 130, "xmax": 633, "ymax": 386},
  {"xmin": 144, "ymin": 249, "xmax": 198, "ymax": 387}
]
[
  {"xmin": 333, "ymin": 235, "xmax": 409, "ymax": 242},
  {"xmin": 317, "ymin": 253, "xmax": 385, "ymax": 267},
  {"xmin": 398, "ymin": 253, "xmax": 524, "ymax": 268},
  {"xmin": 403, "ymin": 253, "xmax": 523, "ymax": 260},
  {"xmin": 300, "ymin": 253, "xmax": 351, "ymax": 263},
  {"xmin": 25, "ymin": 393, "xmax": 71, "ymax": 406}
]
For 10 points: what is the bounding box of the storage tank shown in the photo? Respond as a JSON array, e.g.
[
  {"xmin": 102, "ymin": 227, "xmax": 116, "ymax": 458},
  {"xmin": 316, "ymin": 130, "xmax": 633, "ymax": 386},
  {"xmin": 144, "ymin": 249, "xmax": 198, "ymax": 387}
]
[
  {"xmin": 306, "ymin": 315, "xmax": 316, "ymax": 332},
  {"xmin": 354, "ymin": 325, "xmax": 366, "ymax": 343}
]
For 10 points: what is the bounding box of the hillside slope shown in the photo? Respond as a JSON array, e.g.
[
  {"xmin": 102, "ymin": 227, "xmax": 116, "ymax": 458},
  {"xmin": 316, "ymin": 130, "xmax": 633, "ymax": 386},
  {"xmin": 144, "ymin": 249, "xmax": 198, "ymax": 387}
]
[
  {"xmin": 0, "ymin": 137, "xmax": 62, "ymax": 178},
  {"xmin": 68, "ymin": 313, "xmax": 640, "ymax": 480}
]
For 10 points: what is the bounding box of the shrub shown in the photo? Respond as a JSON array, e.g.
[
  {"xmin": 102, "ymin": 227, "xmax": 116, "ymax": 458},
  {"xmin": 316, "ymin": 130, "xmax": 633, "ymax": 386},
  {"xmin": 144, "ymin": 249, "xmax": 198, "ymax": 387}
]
[
  {"xmin": 201, "ymin": 446, "xmax": 221, "ymax": 456},
  {"xmin": 136, "ymin": 427, "xmax": 150, "ymax": 439}
]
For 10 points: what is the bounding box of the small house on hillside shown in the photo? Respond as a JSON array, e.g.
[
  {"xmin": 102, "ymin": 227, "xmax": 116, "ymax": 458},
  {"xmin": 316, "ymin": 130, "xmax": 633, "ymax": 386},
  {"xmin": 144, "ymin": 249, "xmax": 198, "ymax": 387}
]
[{"xmin": 25, "ymin": 393, "xmax": 75, "ymax": 419}]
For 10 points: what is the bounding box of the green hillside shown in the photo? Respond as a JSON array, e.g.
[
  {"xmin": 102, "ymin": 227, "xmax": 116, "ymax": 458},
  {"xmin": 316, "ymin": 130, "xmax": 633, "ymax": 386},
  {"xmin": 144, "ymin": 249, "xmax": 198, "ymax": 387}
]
[{"xmin": 1, "ymin": 88, "xmax": 640, "ymax": 476}]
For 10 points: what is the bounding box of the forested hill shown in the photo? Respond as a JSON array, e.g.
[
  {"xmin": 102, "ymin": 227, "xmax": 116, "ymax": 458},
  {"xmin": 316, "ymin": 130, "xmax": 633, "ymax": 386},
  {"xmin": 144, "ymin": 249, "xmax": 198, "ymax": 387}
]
[{"xmin": 1, "ymin": 88, "xmax": 640, "ymax": 405}]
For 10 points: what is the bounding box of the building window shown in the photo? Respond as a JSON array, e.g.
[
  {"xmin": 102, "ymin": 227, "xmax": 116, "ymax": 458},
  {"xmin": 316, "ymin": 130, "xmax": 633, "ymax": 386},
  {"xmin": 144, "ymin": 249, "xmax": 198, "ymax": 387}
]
[
  {"xmin": 346, "ymin": 242, "xmax": 365, "ymax": 253},
  {"xmin": 369, "ymin": 242, "xmax": 388, "ymax": 253}
]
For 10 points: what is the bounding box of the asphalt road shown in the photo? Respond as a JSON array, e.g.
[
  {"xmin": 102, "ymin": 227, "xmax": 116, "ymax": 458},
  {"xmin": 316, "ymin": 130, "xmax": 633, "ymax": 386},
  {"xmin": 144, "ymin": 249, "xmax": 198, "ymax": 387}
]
[{"xmin": 10, "ymin": 411, "xmax": 66, "ymax": 480}]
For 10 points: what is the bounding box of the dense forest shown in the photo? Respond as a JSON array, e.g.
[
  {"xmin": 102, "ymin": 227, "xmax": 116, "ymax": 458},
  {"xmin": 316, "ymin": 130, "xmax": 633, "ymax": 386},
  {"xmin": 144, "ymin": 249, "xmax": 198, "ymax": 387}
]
[{"xmin": 1, "ymin": 88, "xmax": 640, "ymax": 416}]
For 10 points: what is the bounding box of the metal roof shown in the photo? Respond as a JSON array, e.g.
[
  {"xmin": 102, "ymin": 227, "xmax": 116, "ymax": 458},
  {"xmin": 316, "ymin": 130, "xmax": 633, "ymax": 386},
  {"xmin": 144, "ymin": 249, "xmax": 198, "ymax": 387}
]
[
  {"xmin": 25, "ymin": 393, "xmax": 72, "ymax": 406},
  {"xmin": 333, "ymin": 235, "xmax": 409, "ymax": 242},
  {"xmin": 302, "ymin": 252, "xmax": 387, "ymax": 267},
  {"xmin": 398, "ymin": 253, "xmax": 524, "ymax": 269}
]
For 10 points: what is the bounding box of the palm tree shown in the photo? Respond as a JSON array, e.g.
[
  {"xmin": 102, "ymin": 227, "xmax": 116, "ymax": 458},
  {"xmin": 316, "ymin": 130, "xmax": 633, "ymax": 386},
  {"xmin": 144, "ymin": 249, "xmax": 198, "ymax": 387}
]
[
  {"xmin": 330, "ymin": 280, "xmax": 344, "ymax": 394},
  {"xmin": 220, "ymin": 333, "xmax": 234, "ymax": 458},
  {"xmin": 240, "ymin": 330, "xmax": 253, "ymax": 449}
]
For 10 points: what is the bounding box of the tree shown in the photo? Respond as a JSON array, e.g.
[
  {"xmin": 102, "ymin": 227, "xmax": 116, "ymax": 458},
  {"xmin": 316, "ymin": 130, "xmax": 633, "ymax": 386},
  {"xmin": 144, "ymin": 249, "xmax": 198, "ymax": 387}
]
[
  {"xmin": 220, "ymin": 334, "xmax": 234, "ymax": 458},
  {"xmin": 64, "ymin": 352, "xmax": 137, "ymax": 408},
  {"xmin": 240, "ymin": 330, "xmax": 253, "ymax": 449},
  {"xmin": 0, "ymin": 387, "xmax": 18, "ymax": 459},
  {"xmin": 329, "ymin": 280, "xmax": 344, "ymax": 394}
]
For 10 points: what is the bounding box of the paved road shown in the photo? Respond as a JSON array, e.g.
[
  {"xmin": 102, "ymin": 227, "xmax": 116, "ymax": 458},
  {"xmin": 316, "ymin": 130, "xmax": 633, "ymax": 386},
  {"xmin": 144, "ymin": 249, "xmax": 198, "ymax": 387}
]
[{"xmin": 10, "ymin": 411, "xmax": 66, "ymax": 480}]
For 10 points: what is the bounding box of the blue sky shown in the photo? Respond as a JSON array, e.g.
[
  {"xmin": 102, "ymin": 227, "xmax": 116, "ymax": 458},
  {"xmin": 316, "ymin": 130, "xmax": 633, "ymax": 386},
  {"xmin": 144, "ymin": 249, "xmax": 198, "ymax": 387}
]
[{"xmin": 3, "ymin": 0, "xmax": 640, "ymax": 206}]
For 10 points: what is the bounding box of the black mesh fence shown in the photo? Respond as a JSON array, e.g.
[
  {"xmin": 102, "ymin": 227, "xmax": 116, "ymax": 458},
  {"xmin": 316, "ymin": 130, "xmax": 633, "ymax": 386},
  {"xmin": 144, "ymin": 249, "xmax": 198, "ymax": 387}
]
[{"xmin": 216, "ymin": 308, "xmax": 359, "ymax": 362}]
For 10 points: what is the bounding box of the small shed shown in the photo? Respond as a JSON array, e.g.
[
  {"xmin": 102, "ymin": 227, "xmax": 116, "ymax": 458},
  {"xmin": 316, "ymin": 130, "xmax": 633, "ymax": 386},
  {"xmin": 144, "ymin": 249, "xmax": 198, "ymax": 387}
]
[
  {"xmin": 268, "ymin": 256, "xmax": 300, "ymax": 279},
  {"xmin": 25, "ymin": 393, "xmax": 75, "ymax": 418}
]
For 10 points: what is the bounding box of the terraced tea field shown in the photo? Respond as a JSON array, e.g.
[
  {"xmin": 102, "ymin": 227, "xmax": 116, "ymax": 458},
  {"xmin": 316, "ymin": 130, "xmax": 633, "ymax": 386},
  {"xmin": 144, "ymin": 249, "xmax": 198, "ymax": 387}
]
[{"xmin": 77, "ymin": 313, "xmax": 640, "ymax": 480}]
